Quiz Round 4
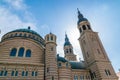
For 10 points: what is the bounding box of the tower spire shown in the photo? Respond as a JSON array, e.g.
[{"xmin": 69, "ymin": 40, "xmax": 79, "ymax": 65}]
[
  {"xmin": 77, "ymin": 8, "xmax": 88, "ymax": 25},
  {"xmin": 64, "ymin": 33, "xmax": 71, "ymax": 46}
]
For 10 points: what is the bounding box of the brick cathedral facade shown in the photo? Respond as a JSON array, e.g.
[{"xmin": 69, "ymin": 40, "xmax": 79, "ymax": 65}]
[{"xmin": 0, "ymin": 10, "xmax": 118, "ymax": 80}]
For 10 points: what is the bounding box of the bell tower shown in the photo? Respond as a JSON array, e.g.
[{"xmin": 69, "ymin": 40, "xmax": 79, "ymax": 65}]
[
  {"xmin": 77, "ymin": 9, "xmax": 118, "ymax": 80},
  {"xmin": 45, "ymin": 33, "xmax": 58, "ymax": 80},
  {"xmin": 64, "ymin": 33, "xmax": 76, "ymax": 61}
]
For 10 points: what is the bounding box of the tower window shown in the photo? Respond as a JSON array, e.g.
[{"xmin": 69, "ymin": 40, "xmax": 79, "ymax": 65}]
[
  {"xmin": 97, "ymin": 49, "xmax": 100, "ymax": 54},
  {"xmin": 51, "ymin": 47, "xmax": 54, "ymax": 51},
  {"xmin": 10, "ymin": 48, "xmax": 17, "ymax": 57},
  {"xmin": 82, "ymin": 25, "xmax": 86, "ymax": 30},
  {"xmin": 66, "ymin": 49, "xmax": 68, "ymax": 53},
  {"xmin": 66, "ymin": 63, "xmax": 68, "ymax": 68},
  {"xmin": 47, "ymin": 36, "xmax": 49, "ymax": 41},
  {"xmin": 87, "ymin": 25, "xmax": 91, "ymax": 30},
  {"xmin": 87, "ymin": 52, "xmax": 89, "ymax": 57},
  {"xmin": 47, "ymin": 68, "xmax": 49, "ymax": 73},
  {"xmin": 18, "ymin": 47, "xmax": 24, "ymax": 57},
  {"xmin": 51, "ymin": 36, "xmax": 53, "ymax": 40},
  {"xmin": 69, "ymin": 49, "xmax": 72, "ymax": 53},
  {"xmin": 52, "ymin": 76, "xmax": 54, "ymax": 80},
  {"xmin": 58, "ymin": 63, "xmax": 61, "ymax": 67},
  {"xmin": 79, "ymin": 28, "xmax": 82, "ymax": 33},
  {"xmin": 105, "ymin": 69, "xmax": 111, "ymax": 76},
  {"xmin": 25, "ymin": 49, "xmax": 31, "ymax": 57}
]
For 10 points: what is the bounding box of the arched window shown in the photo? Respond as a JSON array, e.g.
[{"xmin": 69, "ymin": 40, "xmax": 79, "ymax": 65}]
[
  {"xmin": 74, "ymin": 75, "xmax": 78, "ymax": 80},
  {"xmin": 51, "ymin": 36, "xmax": 53, "ymax": 40},
  {"xmin": 18, "ymin": 47, "xmax": 24, "ymax": 57},
  {"xmin": 58, "ymin": 63, "xmax": 61, "ymax": 67},
  {"xmin": 25, "ymin": 49, "xmax": 31, "ymax": 57},
  {"xmin": 66, "ymin": 63, "xmax": 68, "ymax": 68},
  {"xmin": 82, "ymin": 25, "xmax": 86, "ymax": 30},
  {"xmin": 79, "ymin": 28, "xmax": 82, "ymax": 33},
  {"xmin": 15, "ymin": 33, "xmax": 17, "ymax": 37},
  {"xmin": 11, "ymin": 71, "xmax": 18, "ymax": 76},
  {"xmin": 10, "ymin": 48, "xmax": 17, "ymax": 56},
  {"xmin": 47, "ymin": 36, "xmax": 49, "ymax": 41},
  {"xmin": 52, "ymin": 76, "xmax": 54, "ymax": 80},
  {"xmin": 19, "ymin": 33, "xmax": 22, "ymax": 37},
  {"xmin": 70, "ymin": 49, "xmax": 72, "ymax": 53},
  {"xmin": 87, "ymin": 25, "xmax": 91, "ymax": 30}
]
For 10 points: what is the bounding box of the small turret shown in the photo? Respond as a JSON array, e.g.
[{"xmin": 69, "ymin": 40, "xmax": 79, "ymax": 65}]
[
  {"xmin": 45, "ymin": 32, "xmax": 56, "ymax": 45},
  {"xmin": 45, "ymin": 32, "xmax": 58, "ymax": 80}
]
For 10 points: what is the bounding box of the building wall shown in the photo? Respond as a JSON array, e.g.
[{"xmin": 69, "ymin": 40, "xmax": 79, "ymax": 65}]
[
  {"xmin": 58, "ymin": 62, "xmax": 72, "ymax": 80},
  {"xmin": 0, "ymin": 64, "xmax": 44, "ymax": 80},
  {"xmin": 0, "ymin": 38, "xmax": 44, "ymax": 65},
  {"xmin": 72, "ymin": 69, "xmax": 91, "ymax": 80},
  {"xmin": 0, "ymin": 37, "xmax": 45, "ymax": 80}
]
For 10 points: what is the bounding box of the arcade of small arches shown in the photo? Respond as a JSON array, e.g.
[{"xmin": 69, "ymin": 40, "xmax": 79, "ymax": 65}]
[{"xmin": 79, "ymin": 24, "xmax": 91, "ymax": 33}]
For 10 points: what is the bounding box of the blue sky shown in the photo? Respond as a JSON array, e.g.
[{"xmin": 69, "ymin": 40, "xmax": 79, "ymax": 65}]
[{"xmin": 0, "ymin": 0, "xmax": 120, "ymax": 72}]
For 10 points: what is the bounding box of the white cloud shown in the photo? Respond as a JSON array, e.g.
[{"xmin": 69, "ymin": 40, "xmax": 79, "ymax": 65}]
[
  {"xmin": 3, "ymin": 0, "xmax": 27, "ymax": 10},
  {"xmin": 0, "ymin": 0, "xmax": 37, "ymax": 40}
]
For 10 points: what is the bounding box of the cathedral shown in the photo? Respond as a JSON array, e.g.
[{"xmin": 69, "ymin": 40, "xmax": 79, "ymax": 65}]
[{"xmin": 0, "ymin": 10, "xmax": 118, "ymax": 80}]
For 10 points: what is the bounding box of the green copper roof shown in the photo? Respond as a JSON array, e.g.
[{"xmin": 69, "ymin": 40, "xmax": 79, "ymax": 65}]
[
  {"xmin": 64, "ymin": 34, "xmax": 71, "ymax": 46},
  {"xmin": 57, "ymin": 54, "xmax": 68, "ymax": 62},
  {"xmin": 11, "ymin": 28, "xmax": 41, "ymax": 37},
  {"xmin": 69, "ymin": 61, "xmax": 86, "ymax": 69},
  {"xmin": 2, "ymin": 27, "xmax": 45, "ymax": 46}
]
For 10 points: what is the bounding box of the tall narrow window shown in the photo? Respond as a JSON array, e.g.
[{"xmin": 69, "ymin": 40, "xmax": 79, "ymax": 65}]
[
  {"xmin": 11, "ymin": 71, "xmax": 14, "ymax": 76},
  {"xmin": 80, "ymin": 75, "xmax": 84, "ymax": 80},
  {"xmin": 25, "ymin": 49, "xmax": 31, "ymax": 57},
  {"xmin": 66, "ymin": 63, "xmax": 68, "ymax": 68},
  {"xmin": 58, "ymin": 63, "xmax": 61, "ymax": 67},
  {"xmin": 4, "ymin": 71, "xmax": 7, "ymax": 76},
  {"xmin": 105, "ymin": 69, "xmax": 111, "ymax": 76},
  {"xmin": 32, "ymin": 71, "xmax": 38, "ymax": 76},
  {"xmin": 18, "ymin": 47, "xmax": 24, "ymax": 57},
  {"xmin": 79, "ymin": 28, "xmax": 82, "ymax": 33},
  {"xmin": 74, "ymin": 75, "xmax": 78, "ymax": 80},
  {"xmin": 22, "ymin": 71, "xmax": 25, "ymax": 76},
  {"xmin": 97, "ymin": 49, "xmax": 100, "ymax": 54},
  {"xmin": 0, "ymin": 71, "xmax": 3, "ymax": 76},
  {"xmin": 35, "ymin": 71, "xmax": 38, "ymax": 76},
  {"xmin": 15, "ymin": 71, "xmax": 18, "ymax": 76},
  {"xmin": 51, "ymin": 36, "xmax": 53, "ymax": 40},
  {"xmin": 87, "ymin": 52, "xmax": 89, "ymax": 58},
  {"xmin": 82, "ymin": 25, "xmax": 86, "ymax": 30},
  {"xmin": 69, "ymin": 48, "xmax": 72, "ymax": 53},
  {"xmin": 52, "ymin": 76, "xmax": 54, "ymax": 80},
  {"xmin": 87, "ymin": 25, "xmax": 91, "ymax": 30},
  {"xmin": 47, "ymin": 68, "xmax": 49, "ymax": 73},
  {"xmin": 10, "ymin": 48, "xmax": 17, "ymax": 56},
  {"xmin": 47, "ymin": 36, "xmax": 49, "ymax": 41},
  {"xmin": 11, "ymin": 71, "xmax": 18, "ymax": 76}
]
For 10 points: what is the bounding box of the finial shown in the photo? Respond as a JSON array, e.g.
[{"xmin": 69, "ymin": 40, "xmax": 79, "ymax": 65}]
[
  {"xmin": 28, "ymin": 26, "xmax": 31, "ymax": 30},
  {"xmin": 77, "ymin": 8, "xmax": 80, "ymax": 15}
]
